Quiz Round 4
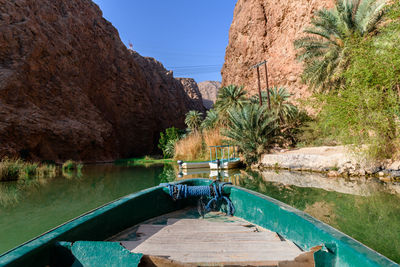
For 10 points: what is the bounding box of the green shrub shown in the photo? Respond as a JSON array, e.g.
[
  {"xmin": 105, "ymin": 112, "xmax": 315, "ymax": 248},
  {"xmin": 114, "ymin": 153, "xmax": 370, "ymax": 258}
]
[
  {"xmin": 223, "ymin": 104, "xmax": 279, "ymax": 164},
  {"xmin": 158, "ymin": 127, "xmax": 184, "ymax": 158},
  {"xmin": 62, "ymin": 160, "xmax": 83, "ymax": 171},
  {"xmin": 0, "ymin": 158, "xmax": 23, "ymax": 181},
  {"xmin": 307, "ymin": 3, "xmax": 400, "ymax": 159},
  {"xmin": 20, "ymin": 163, "xmax": 38, "ymax": 179},
  {"xmin": 37, "ymin": 164, "xmax": 57, "ymax": 178}
]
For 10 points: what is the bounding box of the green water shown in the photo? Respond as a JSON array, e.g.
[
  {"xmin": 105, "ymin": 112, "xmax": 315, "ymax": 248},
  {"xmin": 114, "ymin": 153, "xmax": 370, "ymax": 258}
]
[{"xmin": 0, "ymin": 164, "xmax": 399, "ymax": 263}]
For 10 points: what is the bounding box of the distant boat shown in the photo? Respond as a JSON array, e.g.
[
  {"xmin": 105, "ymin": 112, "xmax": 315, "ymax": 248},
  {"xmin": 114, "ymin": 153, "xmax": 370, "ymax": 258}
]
[
  {"xmin": 179, "ymin": 161, "xmax": 210, "ymax": 169},
  {"xmin": 178, "ymin": 145, "xmax": 241, "ymax": 170},
  {"xmin": 209, "ymin": 145, "xmax": 241, "ymax": 169},
  {"xmin": 0, "ymin": 179, "xmax": 397, "ymax": 266},
  {"xmin": 209, "ymin": 158, "xmax": 241, "ymax": 169}
]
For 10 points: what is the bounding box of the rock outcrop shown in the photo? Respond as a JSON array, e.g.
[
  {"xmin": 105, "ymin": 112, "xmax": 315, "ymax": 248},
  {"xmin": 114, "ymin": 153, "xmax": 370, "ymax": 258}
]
[
  {"xmin": 198, "ymin": 81, "xmax": 221, "ymax": 109},
  {"xmin": 258, "ymin": 146, "xmax": 400, "ymax": 179},
  {"xmin": 222, "ymin": 0, "xmax": 335, "ymax": 98},
  {"xmin": 176, "ymin": 78, "xmax": 205, "ymax": 112},
  {"xmin": 0, "ymin": 0, "xmax": 203, "ymax": 162}
]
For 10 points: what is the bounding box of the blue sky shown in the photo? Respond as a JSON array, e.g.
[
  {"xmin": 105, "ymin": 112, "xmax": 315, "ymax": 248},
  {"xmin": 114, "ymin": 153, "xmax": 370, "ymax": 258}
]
[{"xmin": 92, "ymin": 1, "xmax": 237, "ymax": 82}]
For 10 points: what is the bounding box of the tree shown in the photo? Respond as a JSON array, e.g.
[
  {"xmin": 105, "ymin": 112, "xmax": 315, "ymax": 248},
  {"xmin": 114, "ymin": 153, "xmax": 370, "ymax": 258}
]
[
  {"xmin": 294, "ymin": 0, "xmax": 386, "ymax": 91},
  {"xmin": 215, "ymin": 85, "xmax": 248, "ymax": 123},
  {"xmin": 223, "ymin": 104, "xmax": 279, "ymax": 164},
  {"xmin": 184, "ymin": 110, "xmax": 203, "ymax": 132},
  {"xmin": 251, "ymin": 87, "xmax": 298, "ymax": 122},
  {"xmin": 201, "ymin": 109, "xmax": 219, "ymax": 130}
]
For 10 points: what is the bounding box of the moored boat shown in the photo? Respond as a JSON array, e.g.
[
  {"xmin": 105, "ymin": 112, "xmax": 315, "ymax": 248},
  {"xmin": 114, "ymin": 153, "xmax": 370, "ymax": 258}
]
[
  {"xmin": 0, "ymin": 179, "xmax": 397, "ymax": 267},
  {"xmin": 180, "ymin": 161, "xmax": 210, "ymax": 169},
  {"xmin": 209, "ymin": 158, "xmax": 241, "ymax": 170},
  {"xmin": 208, "ymin": 145, "xmax": 241, "ymax": 170}
]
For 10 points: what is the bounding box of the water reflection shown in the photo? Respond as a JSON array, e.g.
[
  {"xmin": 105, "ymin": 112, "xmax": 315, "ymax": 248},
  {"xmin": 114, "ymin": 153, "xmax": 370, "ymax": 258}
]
[
  {"xmin": 0, "ymin": 164, "xmax": 165, "ymax": 254},
  {"xmin": 169, "ymin": 166, "xmax": 400, "ymax": 263},
  {"xmin": 236, "ymin": 170, "xmax": 400, "ymax": 263},
  {"xmin": 177, "ymin": 168, "xmax": 242, "ymax": 185},
  {"xmin": 1, "ymin": 163, "xmax": 399, "ymax": 263}
]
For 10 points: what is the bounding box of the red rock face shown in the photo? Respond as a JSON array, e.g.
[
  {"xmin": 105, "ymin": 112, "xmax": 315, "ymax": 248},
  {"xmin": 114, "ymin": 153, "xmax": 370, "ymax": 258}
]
[
  {"xmin": 0, "ymin": 0, "xmax": 203, "ymax": 162},
  {"xmin": 222, "ymin": 0, "xmax": 335, "ymax": 99},
  {"xmin": 198, "ymin": 81, "xmax": 221, "ymax": 110}
]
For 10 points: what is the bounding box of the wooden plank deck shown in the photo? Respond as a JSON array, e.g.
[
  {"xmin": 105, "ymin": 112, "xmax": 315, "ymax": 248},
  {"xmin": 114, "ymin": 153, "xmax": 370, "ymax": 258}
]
[{"xmin": 110, "ymin": 209, "xmax": 308, "ymax": 266}]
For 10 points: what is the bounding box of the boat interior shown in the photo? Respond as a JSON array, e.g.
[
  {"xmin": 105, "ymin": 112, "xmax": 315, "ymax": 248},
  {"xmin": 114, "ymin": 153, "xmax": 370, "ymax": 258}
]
[{"xmin": 106, "ymin": 207, "xmax": 316, "ymax": 267}]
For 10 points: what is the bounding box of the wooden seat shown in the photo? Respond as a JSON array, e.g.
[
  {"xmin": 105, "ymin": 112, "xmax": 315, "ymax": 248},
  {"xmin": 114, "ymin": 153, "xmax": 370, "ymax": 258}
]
[{"xmin": 112, "ymin": 211, "xmax": 305, "ymax": 266}]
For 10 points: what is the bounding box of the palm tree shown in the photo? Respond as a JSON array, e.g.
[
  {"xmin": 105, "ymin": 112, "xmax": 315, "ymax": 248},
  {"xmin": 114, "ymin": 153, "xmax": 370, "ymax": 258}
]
[
  {"xmin": 201, "ymin": 109, "xmax": 219, "ymax": 130},
  {"xmin": 269, "ymin": 87, "xmax": 298, "ymax": 122},
  {"xmin": 184, "ymin": 110, "xmax": 203, "ymax": 132},
  {"xmin": 251, "ymin": 87, "xmax": 298, "ymax": 122},
  {"xmin": 215, "ymin": 85, "xmax": 248, "ymax": 123},
  {"xmin": 223, "ymin": 104, "xmax": 279, "ymax": 164},
  {"xmin": 294, "ymin": 0, "xmax": 386, "ymax": 91}
]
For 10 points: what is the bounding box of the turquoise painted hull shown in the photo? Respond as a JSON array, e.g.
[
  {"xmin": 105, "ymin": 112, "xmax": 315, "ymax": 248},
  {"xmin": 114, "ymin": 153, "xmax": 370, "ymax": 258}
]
[{"xmin": 0, "ymin": 179, "xmax": 398, "ymax": 267}]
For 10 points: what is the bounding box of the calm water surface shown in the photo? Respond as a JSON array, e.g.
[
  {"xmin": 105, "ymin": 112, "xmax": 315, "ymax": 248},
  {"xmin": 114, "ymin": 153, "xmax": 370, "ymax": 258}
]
[{"xmin": 1, "ymin": 164, "xmax": 399, "ymax": 263}]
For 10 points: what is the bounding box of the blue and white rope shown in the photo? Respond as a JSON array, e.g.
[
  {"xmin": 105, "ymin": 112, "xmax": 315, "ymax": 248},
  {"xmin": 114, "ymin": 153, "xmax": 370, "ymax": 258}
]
[{"xmin": 160, "ymin": 182, "xmax": 235, "ymax": 215}]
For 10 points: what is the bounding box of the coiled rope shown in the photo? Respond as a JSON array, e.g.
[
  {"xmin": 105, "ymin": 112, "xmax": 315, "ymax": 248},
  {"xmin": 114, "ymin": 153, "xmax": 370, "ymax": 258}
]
[{"xmin": 160, "ymin": 181, "xmax": 235, "ymax": 216}]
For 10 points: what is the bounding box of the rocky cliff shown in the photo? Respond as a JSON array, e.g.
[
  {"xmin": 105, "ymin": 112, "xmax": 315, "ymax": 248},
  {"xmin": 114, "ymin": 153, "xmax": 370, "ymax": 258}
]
[
  {"xmin": 176, "ymin": 78, "xmax": 205, "ymax": 112},
  {"xmin": 0, "ymin": 0, "xmax": 203, "ymax": 162},
  {"xmin": 222, "ymin": 0, "xmax": 334, "ymax": 98},
  {"xmin": 198, "ymin": 81, "xmax": 221, "ymax": 109}
]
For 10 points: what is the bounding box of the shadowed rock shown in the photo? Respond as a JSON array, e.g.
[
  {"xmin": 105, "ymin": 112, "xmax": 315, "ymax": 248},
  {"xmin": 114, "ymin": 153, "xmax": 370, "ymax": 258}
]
[
  {"xmin": 0, "ymin": 0, "xmax": 203, "ymax": 162},
  {"xmin": 198, "ymin": 81, "xmax": 221, "ymax": 109}
]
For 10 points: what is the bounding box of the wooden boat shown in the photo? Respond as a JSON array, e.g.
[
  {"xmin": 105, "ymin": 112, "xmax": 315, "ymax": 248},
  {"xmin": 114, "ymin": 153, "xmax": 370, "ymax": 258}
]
[
  {"xmin": 208, "ymin": 145, "xmax": 241, "ymax": 170},
  {"xmin": 209, "ymin": 158, "xmax": 241, "ymax": 170},
  {"xmin": 180, "ymin": 161, "xmax": 210, "ymax": 169},
  {"xmin": 0, "ymin": 179, "xmax": 397, "ymax": 267}
]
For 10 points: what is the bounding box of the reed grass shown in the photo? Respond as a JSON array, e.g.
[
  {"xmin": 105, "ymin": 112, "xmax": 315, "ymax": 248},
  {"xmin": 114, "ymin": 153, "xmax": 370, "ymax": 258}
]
[
  {"xmin": 62, "ymin": 160, "xmax": 83, "ymax": 172},
  {"xmin": 0, "ymin": 158, "xmax": 57, "ymax": 181},
  {"xmin": 174, "ymin": 132, "xmax": 204, "ymax": 161},
  {"xmin": 174, "ymin": 129, "xmax": 226, "ymax": 161}
]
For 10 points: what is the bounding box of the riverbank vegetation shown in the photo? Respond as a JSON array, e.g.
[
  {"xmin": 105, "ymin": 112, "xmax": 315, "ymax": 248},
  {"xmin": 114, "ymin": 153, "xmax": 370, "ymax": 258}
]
[
  {"xmin": 62, "ymin": 160, "xmax": 83, "ymax": 172},
  {"xmin": 0, "ymin": 158, "xmax": 57, "ymax": 181},
  {"xmin": 170, "ymin": 84, "xmax": 301, "ymax": 164},
  {"xmin": 0, "ymin": 158, "xmax": 85, "ymax": 182},
  {"xmin": 295, "ymin": 0, "xmax": 400, "ymax": 160},
  {"xmin": 116, "ymin": 156, "xmax": 175, "ymax": 166}
]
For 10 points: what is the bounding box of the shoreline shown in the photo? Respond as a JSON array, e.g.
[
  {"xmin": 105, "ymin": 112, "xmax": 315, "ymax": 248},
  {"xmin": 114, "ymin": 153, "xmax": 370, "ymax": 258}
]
[{"xmin": 255, "ymin": 146, "xmax": 400, "ymax": 181}]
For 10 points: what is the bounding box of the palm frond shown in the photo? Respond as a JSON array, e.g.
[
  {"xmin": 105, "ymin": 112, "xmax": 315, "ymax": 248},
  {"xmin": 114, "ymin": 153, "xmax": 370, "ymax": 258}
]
[
  {"xmin": 294, "ymin": 0, "xmax": 387, "ymax": 92},
  {"xmin": 185, "ymin": 110, "xmax": 203, "ymax": 131}
]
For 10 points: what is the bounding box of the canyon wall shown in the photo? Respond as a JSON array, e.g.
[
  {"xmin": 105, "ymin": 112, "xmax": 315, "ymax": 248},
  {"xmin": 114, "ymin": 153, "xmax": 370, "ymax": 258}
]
[
  {"xmin": 176, "ymin": 78, "xmax": 205, "ymax": 112},
  {"xmin": 222, "ymin": 0, "xmax": 335, "ymax": 98},
  {"xmin": 198, "ymin": 81, "xmax": 221, "ymax": 109},
  {"xmin": 0, "ymin": 0, "xmax": 203, "ymax": 162}
]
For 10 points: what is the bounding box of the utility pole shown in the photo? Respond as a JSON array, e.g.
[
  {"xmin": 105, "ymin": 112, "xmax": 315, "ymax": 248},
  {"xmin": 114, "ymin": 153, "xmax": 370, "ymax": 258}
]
[
  {"xmin": 256, "ymin": 66, "xmax": 262, "ymax": 106},
  {"xmin": 250, "ymin": 60, "xmax": 271, "ymax": 109},
  {"xmin": 264, "ymin": 62, "xmax": 271, "ymax": 110}
]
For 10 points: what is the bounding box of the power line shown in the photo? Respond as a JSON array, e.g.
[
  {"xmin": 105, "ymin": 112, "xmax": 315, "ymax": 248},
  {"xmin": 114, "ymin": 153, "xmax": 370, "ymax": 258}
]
[
  {"xmin": 174, "ymin": 70, "xmax": 221, "ymax": 75},
  {"xmin": 167, "ymin": 64, "xmax": 221, "ymax": 69}
]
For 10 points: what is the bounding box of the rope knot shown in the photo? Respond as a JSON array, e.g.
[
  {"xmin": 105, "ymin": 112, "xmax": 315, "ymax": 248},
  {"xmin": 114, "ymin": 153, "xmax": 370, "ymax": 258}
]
[{"xmin": 161, "ymin": 181, "xmax": 235, "ymax": 216}]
